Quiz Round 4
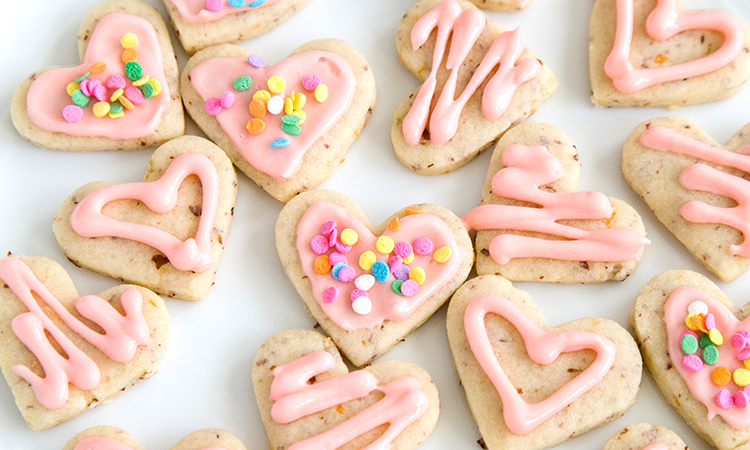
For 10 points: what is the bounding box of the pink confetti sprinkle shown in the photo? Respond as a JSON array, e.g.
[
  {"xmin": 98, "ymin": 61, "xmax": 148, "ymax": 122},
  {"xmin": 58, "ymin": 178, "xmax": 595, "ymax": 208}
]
[
  {"xmin": 79, "ymin": 79, "xmax": 91, "ymax": 96},
  {"xmin": 338, "ymin": 266, "xmax": 356, "ymax": 282},
  {"xmin": 387, "ymin": 255, "xmax": 403, "ymax": 272},
  {"xmin": 738, "ymin": 347, "xmax": 750, "ymax": 361},
  {"xmin": 735, "ymin": 391, "xmax": 750, "ymax": 409},
  {"xmin": 335, "ymin": 241, "xmax": 352, "ymax": 253},
  {"xmin": 705, "ymin": 313, "xmax": 716, "ymax": 330},
  {"xmin": 413, "ymin": 237, "xmax": 433, "ymax": 256},
  {"xmin": 350, "ymin": 289, "xmax": 368, "ymax": 302},
  {"xmin": 328, "ymin": 228, "xmax": 337, "ymax": 247},
  {"xmin": 302, "ymin": 74, "xmax": 321, "ymax": 91},
  {"xmin": 204, "ymin": 97, "xmax": 223, "ymax": 115},
  {"xmin": 732, "ymin": 333, "xmax": 748, "ymax": 350},
  {"xmin": 681, "ymin": 330, "xmax": 698, "ymax": 340},
  {"xmin": 106, "ymin": 75, "xmax": 126, "ymax": 89},
  {"xmin": 320, "ymin": 221, "xmax": 336, "ymax": 235},
  {"xmin": 716, "ymin": 389, "xmax": 734, "ymax": 409},
  {"xmin": 93, "ymin": 85, "xmax": 108, "ymax": 102},
  {"xmin": 394, "ymin": 241, "xmax": 413, "ymax": 258},
  {"xmin": 310, "ymin": 235, "xmax": 329, "ymax": 255},
  {"xmin": 206, "ymin": 0, "xmax": 223, "ymax": 11},
  {"xmin": 125, "ymin": 86, "xmax": 144, "ymax": 105},
  {"xmin": 741, "ymin": 330, "xmax": 750, "ymax": 340},
  {"xmin": 88, "ymin": 79, "xmax": 102, "ymax": 91},
  {"xmin": 400, "ymin": 279, "xmax": 419, "ymax": 296},
  {"xmin": 682, "ymin": 354, "xmax": 703, "ymax": 372},
  {"xmin": 322, "ymin": 286, "xmax": 338, "ymax": 304},
  {"xmin": 221, "ymin": 91, "xmax": 235, "ymax": 108},
  {"xmin": 328, "ymin": 252, "xmax": 346, "ymax": 266},
  {"xmin": 62, "ymin": 105, "xmax": 83, "ymax": 123}
]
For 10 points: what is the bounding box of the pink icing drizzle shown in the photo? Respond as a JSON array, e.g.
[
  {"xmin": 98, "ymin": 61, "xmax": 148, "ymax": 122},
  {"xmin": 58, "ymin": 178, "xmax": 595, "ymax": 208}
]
[
  {"xmin": 605, "ymin": 0, "xmax": 745, "ymax": 93},
  {"xmin": 170, "ymin": 0, "xmax": 281, "ymax": 23},
  {"xmin": 270, "ymin": 350, "xmax": 429, "ymax": 450},
  {"xmin": 464, "ymin": 293, "xmax": 616, "ymax": 435},
  {"xmin": 642, "ymin": 445, "xmax": 668, "ymax": 450},
  {"xmin": 402, "ymin": 0, "xmax": 540, "ymax": 146},
  {"xmin": 0, "ymin": 257, "xmax": 151, "ymax": 410},
  {"xmin": 189, "ymin": 51, "xmax": 355, "ymax": 180},
  {"xmin": 70, "ymin": 152, "xmax": 220, "ymax": 272},
  {"xmin": 664, "ymin": 286, "xmax": 750, "ymax": 429},
  {"xmin": 296, "ymin": 201, "xmax": 464, "ymax": 331},
  {"xmin": 74, "ymin": 436, "xmax": 225, "ymax": 450},
  {"xmin": 640, "ymin": 126, "xmax": 750, "ymax": 258},
  {"xmin": 462, "ymin": 144, "xmax": 649, "ymax": 264},
  {"xmin": 26, "ymin": 13, "xmax": 170, "ymax": 139}
]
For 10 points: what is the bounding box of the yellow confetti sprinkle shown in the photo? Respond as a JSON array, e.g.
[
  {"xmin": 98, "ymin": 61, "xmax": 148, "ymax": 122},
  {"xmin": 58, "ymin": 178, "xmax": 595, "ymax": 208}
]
[
  {"xmin": 409, "ymin": 267, "xmax": 426, "ymax": 285},
  {"xmin": 376, "ymin": 236, "xmax": 395, "ymax": 254},
  {"xmin": 132, "ymin": 75, "xmax": 150, "ymax": 86},
  {"xmin": 120, "ymin": 33, "xmax": 139, "ymax": 49},
  {"xmin": 284, "ymin": 97, "xmax": 294, "ymax": 115},
  {"xmin": 709, "ymin": 328, "xmax": 724, "ymax": 346},
  {"xmin": 340, "ymin": 228, "xmax": 359, "ymax": 246},
  {"xmin": 292, "ymin": 110, "xmax": 306, "ymax": 124},
  {"xmin": 314, "ymin": 83, "xmax": 328, "ymax": 102},
  {"xmin": 403, "ymin": 253, "xmax": 414, "ymax": 265},
  {"xmin": 147, "ymin": 78, "xmax": 162, "ymax": 96},
  {"xmin": 92, "ymin": 102, "xmax": 111, "ymax": 117},
  {"xmin": 110, "ymin": 88, "xmax": 124, "ymax": 102},
  {"xmin": 108, "ymin": 110, "xmax": 125, "ymax": 119},
  {"xmin": 734, "ymin": 368, "xmax": 750, "ymax": 387},
  {"xmin": 253, "ymin": 89, "xmax": 271, "ymax": 104},
  {"xmin": 66, "ymin": 82, "xmax": 80, "ymax": 96},
  {"xmin": 433, "ymin": 247, "xmax": 452, "ymax": 263},
  {"xmin": 293, "ymin": 92, "xmax": 306, "ymax": 110},
  {"xmin": 359, "ymin": 251, "xmax": 376, "ymax": 270},
  {"xmin": 267, "ymin": 75, "xmax": 285, "ymax": 94}
]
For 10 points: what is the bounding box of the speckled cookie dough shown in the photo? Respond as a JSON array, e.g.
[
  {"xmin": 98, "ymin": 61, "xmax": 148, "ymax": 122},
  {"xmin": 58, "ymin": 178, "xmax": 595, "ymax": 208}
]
[
  {"xmin": 603, "ymin": 423, "xmax": 689, "ymax": 450},
  {"xmin": 63, "ymin": 426, "xmax": 247, "ymax": 450}
]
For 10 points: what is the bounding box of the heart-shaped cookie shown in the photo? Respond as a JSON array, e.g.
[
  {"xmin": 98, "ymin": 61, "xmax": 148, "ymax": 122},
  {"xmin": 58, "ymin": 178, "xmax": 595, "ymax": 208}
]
[
  {"xmin": 276, "ymin": 189, "xmax": 473, "ymax": 366},
  {"xmin": 252, "ymin": 329, "xmax": 439, "ymax": 450},
  {"xmin": 463, "ymin": 122, "xmax": 649, "ymax": 283},
  {"xmin": 11, "ymin": 0, "xmax": 184, "ymax": 151},
  {"xmin": 590, "ymin": 0, "xmax": 750, "ymax": 107},
  {"xmin": 162, "ymin": 0, "xmax": 312, "ymax": 55},
  {"xmin": 0, "ymin": 255, "xmax": 170, "ymax": 431},
  {"xmin": 181, "ymin": 39, "xmax": 376, "ymax": 202},
  {"xmin": 603, "ymin": 423, "xmax": 689, "ymax": 450},
  {"xmin": 447, "ymin": 275, "xmax": 642, "ymax": 450},
  {"xmin": 53, "ymin": 135, "xmax": 237, "ymax": 301},
  {"xmin": 631, "ymin": 270, "xmax": 750, "ymax": 450},
  {"xmin": 64, "ymin": 426, "xmax": 247, "ymax": 450},
  {"xmin": 391, "ymin": 0, "xmax": 557, "ymax": 175},
  {"xmin": 622, "ymin": 117, "xmax": 750, "ymax": 282}
]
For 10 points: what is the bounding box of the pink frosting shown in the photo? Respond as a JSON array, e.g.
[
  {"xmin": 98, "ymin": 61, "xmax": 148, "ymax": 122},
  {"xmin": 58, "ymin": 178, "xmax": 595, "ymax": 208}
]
[
  {"xmin": 0, "ymin": 257, "xmax": 151, "ymax": 410},
  {"xmin": 74, "ymin": 436, "xmax": 226, "ymax": 450},
  {"xmin": 605, "ymin": 0, "xmax": 745, "ymax": 93},
  {"xmin": 170, "ymin": 0, "xmax": 280, "ymax": 23},
  {"xmin": 26, "ymin": 13, "xmax": 170, "ymax": 139},
  {"xmin": 189, "ymin": 51, "xmax": 355, "ymax": 180},
  {"xmin": 642, "ymin": 445, "xmax": 668, "ymax": 450},
  {"xmin": 664, "ymin": 286, "xmax": 750, "ymax": 430},
  {"xmin": 296, "ymin": 201, "xmax": 465, "ymax": 331},
  {"xmin": 462, "ymin": 144, "xmax": 649, "ymax": 264},
  {"xmin": 402, "ymin": 0, "xmax": 540, "ymax": 146},
  {"xmin": 640, "ymin": 126, "xmax": 750, "ymax": 258},
  {"xmin": 464, "ymin": 293, "xmax": 616, "ymax": 435},
  {"xmin": 70, "ymin": 152, "xmax": 220, "ymax": 272},
  {"xmin": 270, "ymin": 350, "xmax": 429, "ymax": 450}
]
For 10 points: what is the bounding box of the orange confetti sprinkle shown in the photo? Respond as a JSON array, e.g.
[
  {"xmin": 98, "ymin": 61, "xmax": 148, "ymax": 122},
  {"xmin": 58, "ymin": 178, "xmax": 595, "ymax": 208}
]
[
  {"xmin": 404, "ymin": 206, "xmax": 423, "ymax": 215},
  {"xmin": 249, "ymin": 99, "xmax": 267, "ymax": 118},
  {"xmin": 314, "ymin": 255, "xmax": 331, "ymax": 275},
  {"xmin": 246, "ymin": 118, "xmax": 265, "ymax": 135},
  {"xmin": 690, "ymin": 313, "xmax": 708, "ymax": 333},
  {"xmin": 121, "ymin": 48, "xmax": 138, "ymax": 64},
  {"xmin": 90, "ymin": 61, "xmax": 107, "ymax": 74},
  {"xmin": 712, "ymin": 367, "xmax": 731, "ymax": 386},
  {"xmin": 119, "ymin": 95, "xmax": 135, "ymax": 110},
  {"xmin": 388, "ymin": 217, "xmax": 401, "ymax": 232}
]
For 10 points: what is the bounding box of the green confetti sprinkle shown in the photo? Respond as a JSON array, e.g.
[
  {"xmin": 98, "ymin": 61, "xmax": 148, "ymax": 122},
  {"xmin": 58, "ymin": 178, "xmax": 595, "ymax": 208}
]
[
  {"xmin": 233, "ymin": 76, "xmax": 252, "ymax": 91},
  {"xmin": 110, "ymin": 101, "xmax": 124, "ymax": 114},
  {"xmin": 391, "ymin": 280, "xmax": 404, "ymax": 296},
  {"xmin": 282, "ymin": 114, "xmax": 302, "ymax": 125},
  {"xmin": 702, "ymin": 345, "xmax": 719, "ymax": 365},
  {"xmin": 139, "ymin": 82, "xmax": 155, "ymax": 98},
  {"xmin": 681, "ymin": 334, "xmax": 698, "ymax": 355},
  {"xmin": 71, "ymin": 90, "xmax": 89, "ymax": 107},
  {"xmin": 124, "ymin": 61, "xmax": 143, "ymax": 81},
  {"xmin": 282, "ymin": 122, "xmax": 301, "ymax": 136},
  {"xmin": 74, "ymin": 72, "xmax": 90, "ymax": 83}
]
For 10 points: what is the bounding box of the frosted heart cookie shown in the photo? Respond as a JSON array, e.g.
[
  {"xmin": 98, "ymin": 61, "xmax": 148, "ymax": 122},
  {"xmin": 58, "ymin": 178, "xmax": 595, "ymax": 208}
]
[
  {"xmin": 11, "ymin": 0, "xmax": 184, "ymax": 151},
  {"xmin": 64, "ymin": 426, "xmax": 247, "ymax": 450},
  {"xmin": 0, "ymin": 254, "xmax": 170, "ymax": 431},
  {"xmin": 391, "ymin": 0, "xmax": 557, "ymax": 175},
  {"xmin": 252, "ymin": 328, "xmax": 439, "ymax": 450},
  {"xmin": 622, "ymin": 117, "xmax": 750, "ymax": 282},
  {"xmin": 163, "ymin": 0, "xmax": 312, "ymax": 55},
  {"xmin": 603, "ymin": 423, "xmax": 689, "ymax": 450},
  {"xmin": 182, "ymin": 39, "xmax": 376, "ymax": 202},
  {"xmin": 463, "ymin": 122, "xmax": 649, "ymax": 283},
  {"xmin": 53, "ymin": 135, "xmax": 237, "ymax": 301},
  {"xmin": 275, "ymin": 189, "xmax": 473, "ymax": 366},
  {"xmin": 590, "ymin": 0, "xmax": 750, "ymax": 108},
  {"xmin": 631, "ymin": 270, "xmax": 750, "ymax": 450},
  {"xmin": 447, "ymin": 275, "xmax": 641, "ymax": 450},
  {"xmin": 467, "ymin": 0, "xmax": 533, "ymax": 11}
]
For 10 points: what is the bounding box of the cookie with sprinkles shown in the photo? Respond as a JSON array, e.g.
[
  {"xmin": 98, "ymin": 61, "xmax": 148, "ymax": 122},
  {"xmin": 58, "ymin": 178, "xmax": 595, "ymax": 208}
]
[
  {"xmin": 163, "ymin": 0, "xmax": 312, "ymax": 55},
  {"xmin": 63, "ymin": 426, "xmax": 247, "ymax": 450},
  {"xmin": 182, "ymin": 39, "xmax": 376, "ymax": 202},
  {"xmin": 275, "ymin": 189, "xmax": 473, "ymax": 367},
  {"xmin": 632, "ymin": 270, "xmax": 750, "ymax": 450},
  {"xmin": 391, "ymin": 0, "xmax": 557, "ymax": 175},
  {"xmin": 11, "ymin": 0, "xmax": 183, "ymax": 151},
  {"xmin": 603, "ymin": 423, "xmax": 689, "ymax": 450}
]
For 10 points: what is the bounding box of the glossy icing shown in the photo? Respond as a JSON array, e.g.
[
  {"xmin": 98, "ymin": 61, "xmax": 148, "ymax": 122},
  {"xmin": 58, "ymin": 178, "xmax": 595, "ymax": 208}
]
[
  {"xmin": 270, "ymin": 350, "xmax": 429, "ymax": 450},
  {"xmin": 170, "ymin": 0, "xmax": 280, "ymax": 23},
  {"xmin": 642, "ymin": 444, "xmax": 668, "ymax": 450},
  {"xmin": 640, "ymin": 126, "xmax": 750, "ymax": 258},
  {"xmin": 464, "ymin": 293, "xmax": 616, "ymax": 435},
  {"xmin": 70, "ymin": 152, "xmax": 220, "ymax": 273},
  {"xmin": 26, "ymin": 13, "xmax": 170, "ymax": 139},
  {"xmin": 605, "ymin": 0, "xmax": 745, "ymax": 93},
  {"xmin": 462, "ymin": 144, "xmax": 649, "ymax": 264},
  {"xmin": 0, "ymin": 257, "xmax": 150, "ymax": 410},
  {"xmin": 402, "ymin": 0, "xmax": 540, "ymax": 146}
]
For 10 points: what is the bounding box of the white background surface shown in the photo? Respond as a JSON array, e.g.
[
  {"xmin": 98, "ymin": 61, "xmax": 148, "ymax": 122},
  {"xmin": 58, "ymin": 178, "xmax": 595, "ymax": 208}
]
[{"xmin": 1, "ymin": 0, "xmax": 750, "ymax": 449}]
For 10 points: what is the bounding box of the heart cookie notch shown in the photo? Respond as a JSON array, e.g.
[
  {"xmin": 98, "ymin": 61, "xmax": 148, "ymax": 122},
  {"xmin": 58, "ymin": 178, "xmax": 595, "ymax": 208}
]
[
  {"xmin": 11, "ymin": 0, "xmax": 184, "ymax": 151},
  {"xmin": 631, "ymin": 270, "xmax": 750, "ymax": 450},
  {"xmin": 276, "ymin": 189, "xmax": 473, "ymax": 367},
  {"xmin": 391, "ymin": 0, "xmax": 557, "ymax": 175},
  {"xmin": 64, "ymin": 426, "xmax": 247, "ymax": 450},
  {"xmin": 0, "ymin": 255, "xmax": 170, "ymax": 431},
  {"xmin": 252, "ymin": 329, "xmax": 439, "ymax": 450},
  {"xmin": 464, "ymin": 122, "xmax": 649, "ymax": 283},
  {"xmin": 590, "ymin": 0, "xmax": 750, "ymax": 107},
  {"xmin": 182, "ymin": 39, "xmax": 376, "ymax": 202},
  {"xmin": 447, "ymin": 275, "xmax": 642, "ymax": 450},
  {"xmin": 622, "ymin": 117, "xmax": 750, "ymax": 282},
  {"xmin": 53, "ymin": 135, "xmax": 238, "ymax": 301},
  {"xmin": 603, "ymin": 423, "xmax": 690, "ymax": 450}
]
